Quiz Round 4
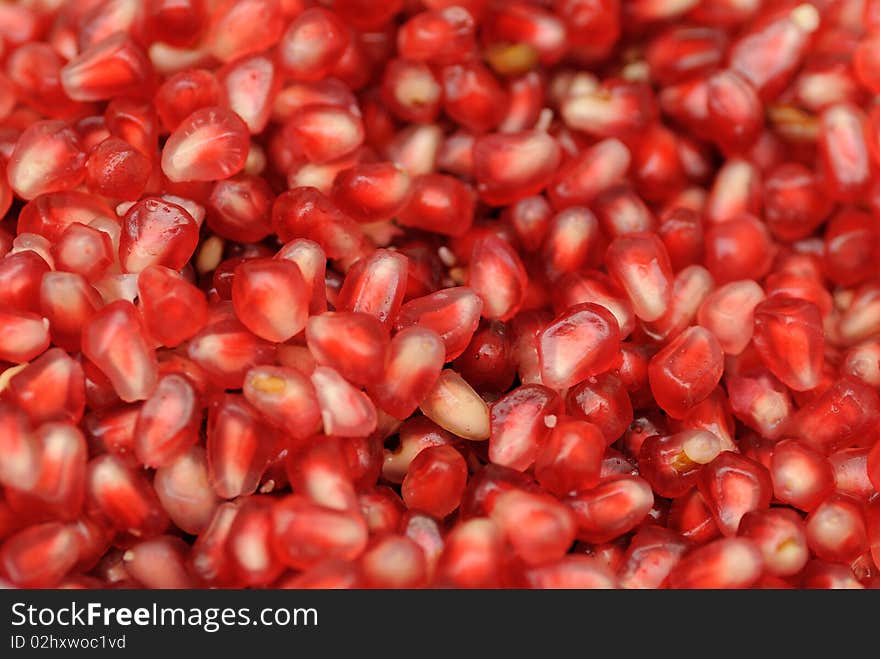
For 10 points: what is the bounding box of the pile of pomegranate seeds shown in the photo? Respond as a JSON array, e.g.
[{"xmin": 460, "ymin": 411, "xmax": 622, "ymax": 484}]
[{"xmin": 0, "ymin": 0, "xmax": 879, "ymax": 591}]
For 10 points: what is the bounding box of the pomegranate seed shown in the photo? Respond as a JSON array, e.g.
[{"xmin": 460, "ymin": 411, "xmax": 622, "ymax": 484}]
[
  {"xmin": 751, "ymin": 295, "xmax": 825, "ymax": 392},
  {"xmin": 401, "ymin": 445, "xmax": 468, "ymax": 519},
  {"xmin": 60, "ymin": 34, "xmax": 152, "ymax": 102},
  {"xmin": 566, "ymin": 475, "xmax": 654, "ymax": 544},
  {"xmin": 489, "ymin": 384, "xmax": 562, "ymax": 472},
  {"xmin": 739, "ymin": 508, "xmax": 809, "ymax": 577},
  {"xmin": 7, "ymin": 120, "xmax": 86, "ymax": 200},
  {"xmin": 207, "ymin": 394, "xmax": 273, "ymax": 500},
  {"xmin": 818, "ymin": 103, "xmax": 872, "ymax": 202},
  {"xmin": 537, "ymin": 303, "xmax": 621, "ymax": 390},
  {"xmin": 227, "ymin": 497, "xmax": 283, "ymax": 587},
  {"xmin": 0, "ymin": 522, "xmax": 80, "ymax": 588},
  {"xmin": 161, "ymin": 107, "xmax": 249, "ymax": 182},
  {"xmin": 123, "ymin": 535, "xmax": 194, "ymax": 589},
  {"xmin": 242, "ymin": 365, "xmax": 321, "ymax": 439},
  {"xmin": 648, "ymin": 326, "xmax": 724, "ymax": 419},
  {"xmin": 85, "ymin": 454, "xmax": 168, "ymax": 538},
  {"xmin": 306, "ymin": 311, "xmax": 389, "ymax": 387},
  {"xmin": 805, "ymin": 493, "xmax": 869, "ymax": 564},
  {"xmin": 369, "ymin": 327, "xmax": 445, "ymax": 420},
  {"xmin": 617, "ymin": 525, "xmax": 689, "ymax": 589},
  {"xmin": 565, "ymin": 373, "xmax": 633, "ymax": 445},
  {"xmin": 473, "ymin": 131, "xmax": 561, "ymax": 206},
  {"xmin": 133, "ymin": 373, "xmax": 199, "ymax": 469},
  {"xmin": 697, "ymin": 280, "xmax": 765, "ymax": 355},
  {"xmin": 310, "ymin": 366, "xmax": 377, "ymax": 438},
  {"xmin": 6, "ymin": 349, "xmax": 85, "ymax": 426},
  {"xmin": 331, "ymin": 162, "xmax": 411, "ymax": 224},
  {"xmin": 434, "ymin": 518, "xmax": 504, "ymax": 588},
  {"xmin": 119, "ymin": 197, "xmax": 199, "ymax": 274},
  {"xmin": 726, "ymin": 370, "xmax": 792, "ymax": 441},
  {"xmin": 639, "ymin": 430, "xmax": 723, "ymax": 499},
  {"xmin": 232, "ymin": 257, "xmax": 308, "ymax": 343},
  {"xmin": 491, "ymin": 489, "xmax": 576, "ymax": 566},
  {"xmin": 278, "ymin": 8, "xmax": 349, "ymax": 82},
  {"xmin": 360, "ymin": 535, "xmax": 428, "ymax": 588},
  {"xmin": 271, "ymin": 495, "xmax": 367, "ymax": 570},
  {"xmin": 534, "ymin": 418, "xmax": 605, "ymax": 497},
  {"xmin": 153, "ymin": 445, "xmax": 218, "ymax": 536},
  {"xmin": 697, "ymin": 451, "xmax": 772, "ymax": 536},
  {"xmin": 666, "ymin": 537, "xmax": 763, "ymax": 589},
  {"xmin": 81, "ymin": 300, "xmax": 157, "ymax": 403}
]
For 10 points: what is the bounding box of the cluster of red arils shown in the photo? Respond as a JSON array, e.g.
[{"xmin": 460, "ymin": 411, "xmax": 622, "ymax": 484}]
[{"xmin": 0, "ymin": 0, "xmax": 879, "ymax": 590}]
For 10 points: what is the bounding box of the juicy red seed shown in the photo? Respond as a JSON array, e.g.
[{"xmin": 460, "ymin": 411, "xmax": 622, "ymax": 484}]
[
  {"xmin": 401, "ymin": 445, "xmax": 468, "ymax": 519},
  {"xmin": 119, "ymin": 197, "xmax": 199, "ymax": 274},
  {"xmin": 161, "ymin": 106, "xmax": 249, "ymax": 183}
]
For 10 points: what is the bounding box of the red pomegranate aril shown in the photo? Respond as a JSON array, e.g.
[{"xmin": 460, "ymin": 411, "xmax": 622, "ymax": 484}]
[
  {"xmin": 442, "ymin": 62, "xmax": 508, "ymax": 134},
  {"xmin": 396, "ymin": 287, "xmax": 482, "ymax": 361},
  {"xmin": 5, "ymin": 349, "xmax": 85, "ymax": 426},
  {"xmin": 488, "ymin": 384, "xmax": 561, "ymax": 472},
  {"xmin": 537, "ymin": 303, "xmax": 621, "ymax": 390},
  {"xmin": 287, "ymin": 104, "xmax": 364, "ymax": 165},
  {"xmin": 729, "ymin": 3, "xmax": 819, "ymax": 101},
  {"xmin": 187, "ymin": 309, "xmax": 276, "ymax": 389},
  {"xmin": 207, "ymin": 394, "xmax": 273, "ymax": 500},
  {"xmin": 605, "ymin": 232, "xmax": 673, "ymax": 323},
  {"xmin": 190, "ymin": 501, "xmax": 240, "ymax": 586},
  {"xmin": 154, "ymin": 69, "xmax": 221, "ymax": 133},
  {"xmin": 401, "ymin": 445, "xmax": 468, "ymax": 519},
  {"xmin": 205, "ymin": 174, "xmax": 273, "ymax": 243},
  {"xmin": 133, "ymin": 373, "xmax": 199, "ymax": 469},
  {"xmin": 534, "ymin": 418, "xmax": 605, "ymax": 497},
  {"xmin": 85, "ymin": 454, "xmax": 168, "ymax": 538},
  {"xmin": 271, "ymin": 495, "xmax": 367, "ymax": 570},
  {"xmin": 202, "ymin": 0, "xmax": 281, "ymax": 63},
  {"xmin": 752, "ymin": 295, "xmax": 824, "ymax": 392},
  {"xmin": 369, "ymin": 327, "xmax": 445, "ymax": 420},
  {"xmin": 0, "ymin": 308, "xmax": 49, "ymax": 364},
  {"xmin": 398, "ymin": 5, "xmax": 476, "ymax": 65},
  {"xmin": 704, "ymin": 213, "xmax": 775, "ymax": 284},
  {"xmin": 137, "ymin": 265, "xmax": 208, "ymax": 348},
  {"xmin": 81, "ymin": 300, "xmax": 157, "ymax": 403},
  {"xmin": 467, "ymin": 235, "xmax": 528, "ymax": 322},
  {"xmin": 123, "ymin": 535, "xmax": 194, "ymax": 589},
  {"xmin": 40, "ymin": 272, "xmax": 102, "ymax": 354},
  {"xmin": 153, "ymin": 445, "xmax": 218, "ymax": 536},
  {"xmin": 739, "ymin": 508, "xmax": 809, "ymax": 577},
  {"xmin": 6, "ymin": 421, "xmax": 87, "ymax": 521},
  {"xmin": 227, "ymin": 497, "xmax": 284, "ymax": 587},
  {"xmin": 818, "ymin": 103, "xmax": 872, "ymax": 202},
  {"xmin": 490, "ymin": 489, "xmax": 575, "ymax": 566},
  {"xmin": 60, "ymin": 34, "xmax": 152, "ymax": 102},
  {"xmin": 232, "ymin": 257, "xmax": 308, "ymax": 343},
  {"xmin": 823, "ymin": 208, "xmax": 880, "ymax": 288},
  {"xmin": 617, "ymin": 525, "xmax": 689, "ymax": 590},
  {"xmin": 7, "ymin": 120, "xmax": 86, "ymax": 200},
  {"xmin": 666, "ymin": 537, "xmax": 763, "ymax": 589},
  {"xmin": 434, "ymin": 518, "xmax": 504, "ymax": 588},
  {"xmin": 639, "ymin": 430, "xmax": 723, "ymax": 499},
  {"xmin": 829, "ymin": 448, "xmax": 874, "ymax": 501},
  {"xmin": 278, "ymin": 8, "xmax": 349, "ymax": 81},
  {"xmin": 331, "ymin": 162, "xmax": 411, "ymax": 224},
  {"xmin": 541, "ymin": 207, "xmax": 602, "ymax": 282},
  {"xmin": 310, "ymin": 366, "xmax": 377, "ymax": 438},
  {"xmin": 360, "ymin": 534, "xmax": 428, "ymax": 589},
  {"xmin": 242, "ymin": 365, "xmax": 321, "ymax": 439},
  {"xmin": 770, "ymin": 439, "xmax": 834, "ymax": 511},
  {"xmin": 161, "ymin": 107, "xmax": 249, "ymax": 183},
  {"xmin": 306, "ymin": 312, "xmax": 389, "ymax": 387},
  {"xmin": 764, "ymin": 162, "xmax": 832, "ymax": 241},
  {"xmin": 801, "ymin": 559, "xmax": 865, "ymax": 590},
  {"xmin": 806, "ymin": 493, "xmax": 869, "ymax": 564},
  {"xmin": 726, "ymin": 370, "xmax": 792, "ymax": 441},
  {"xmin": 705, "ymin": 70, "xmax": 763, "ymax": 153},
  {"xmin": 561, "ymin": 80, "xmax": 655, "ymax": 139},
  {"xmin": 119, "ymin": 197, "xmax": 199, "ymax": 274},
  {"xmin": 0, "ymin": 252, "xmax": 48, "ymax": 314},
  {"xmin": 648, "ymin": 326, "xmax": 724, "ymax": 419},
  {"xmin": 0, "ymin": 522, "xmax": 80, "ymax": 588},
  {"xmin": 51, "ymin": 223, "xmax": 113, "ymax": 284},
  {"xmin": 644, "ymin": 265, "xmax": 714, "ymax": 343},
  {"xmin": 397, "ymin": 174, "xmax": 475, "ymax": 237},
  {"xmin": 217, "ymin": 53, "xmax": 279, "ymax": 137},
  {"xmin": 565, "ymin": 373, "xmax": 633, "ymax": 446},
  {"xmin": 566, "ymin": 475, "xmax": 654, "ymax": 544},
  {"xmin": 698, "ymin": 451, "xmax": 772, "ymax": 536},
  {"xmin": 380, "ymin": 59, "xmax": 442, "ymax": 124},
  {"xmin": 473, "ymin": 131, "xmax": 561, "ymax": 206},
  {"xmin": 548, "ymin": 138, "xmax": 631, "ymax": 210},
  {"xmin": 697, "ymin": 280, "xmax": 765, "ymax": 355}
]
